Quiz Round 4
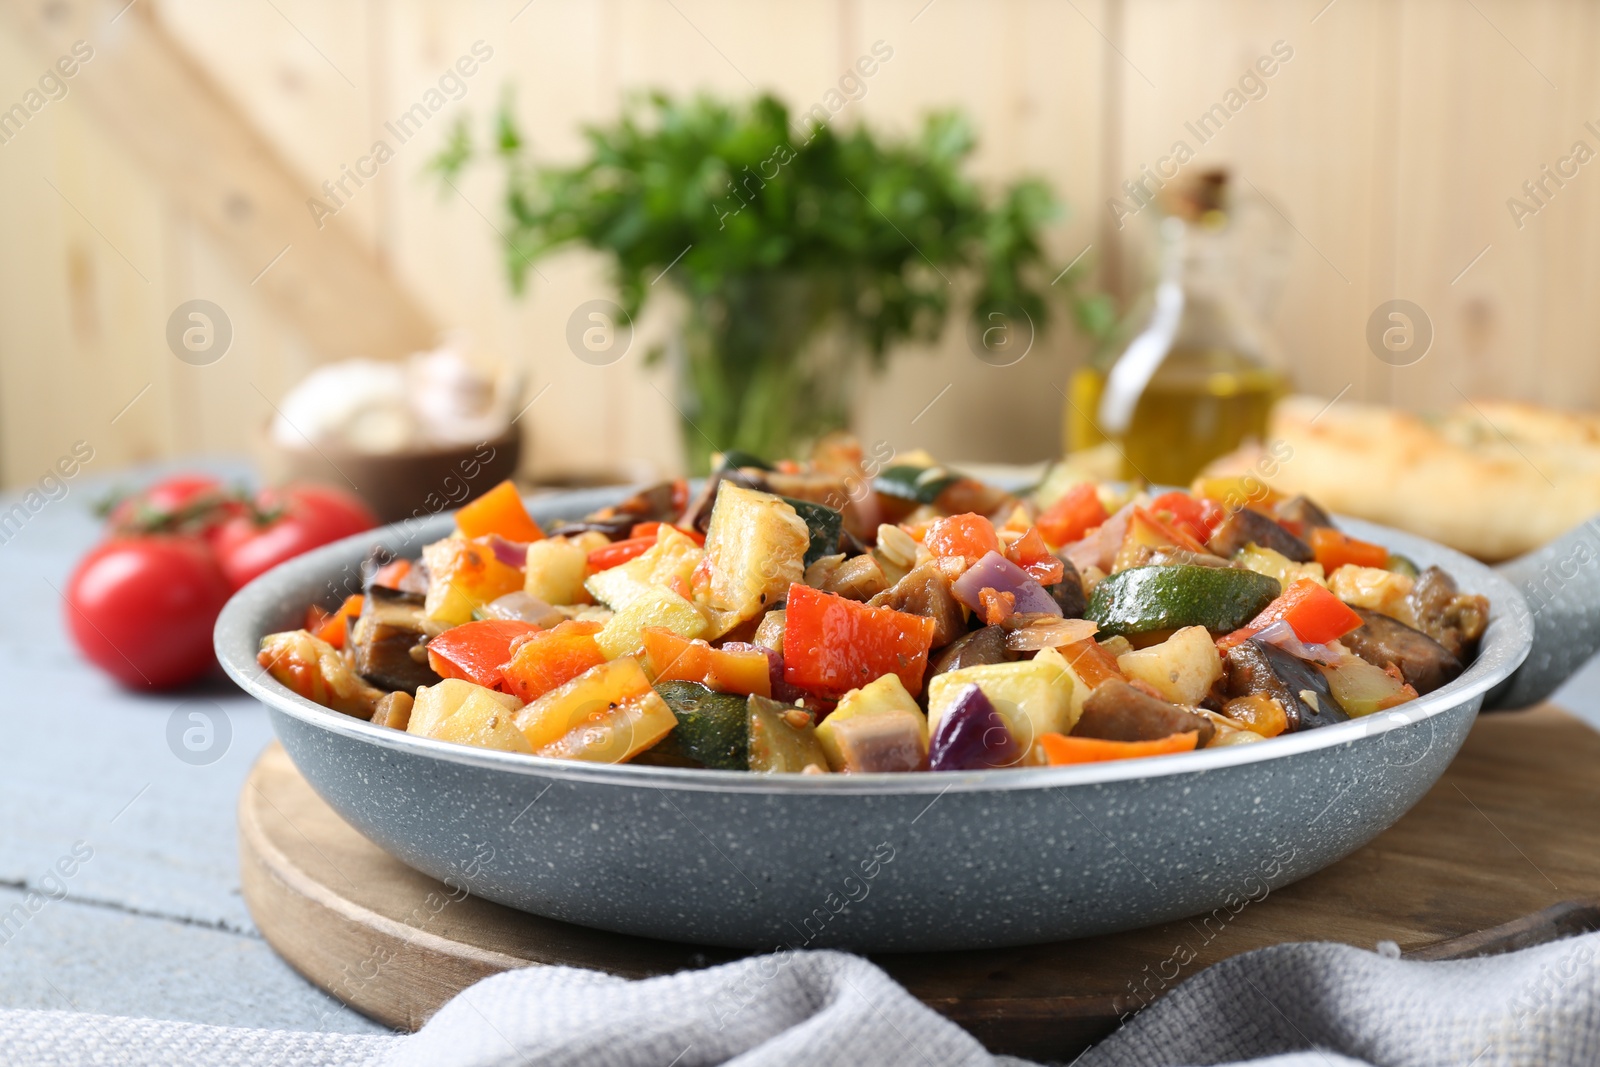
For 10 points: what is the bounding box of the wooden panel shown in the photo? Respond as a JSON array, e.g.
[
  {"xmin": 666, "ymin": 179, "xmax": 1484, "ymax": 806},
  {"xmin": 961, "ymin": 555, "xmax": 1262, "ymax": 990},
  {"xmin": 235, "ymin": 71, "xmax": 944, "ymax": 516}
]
[{"xmin": 3, "ymin": 0, "xmax": 1599, "ymax": 488}]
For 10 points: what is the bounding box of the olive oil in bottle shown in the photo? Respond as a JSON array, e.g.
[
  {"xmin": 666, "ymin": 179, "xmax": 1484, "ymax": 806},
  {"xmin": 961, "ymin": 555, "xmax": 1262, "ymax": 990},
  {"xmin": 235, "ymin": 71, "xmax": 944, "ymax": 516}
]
[{"xmin": 1065, "ymin": 171, "xmax": 1289, "ymax": 487}]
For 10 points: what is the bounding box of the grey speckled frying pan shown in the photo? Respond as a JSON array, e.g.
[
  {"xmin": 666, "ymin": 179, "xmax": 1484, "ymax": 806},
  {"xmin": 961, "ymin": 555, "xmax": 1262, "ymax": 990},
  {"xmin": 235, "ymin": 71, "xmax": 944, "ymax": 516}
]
[{"xmin": 214, "ymin": 487, "xmax": 1600, "ymax": 951}]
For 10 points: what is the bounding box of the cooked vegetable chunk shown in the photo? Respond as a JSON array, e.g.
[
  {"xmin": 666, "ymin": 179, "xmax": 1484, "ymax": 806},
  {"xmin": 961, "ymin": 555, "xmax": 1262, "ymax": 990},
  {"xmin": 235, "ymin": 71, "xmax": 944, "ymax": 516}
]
[
  {"xmin": 514, "ymin": 658, "xmax": 676, "ymax": 762},
  {"xmin": 455, "ymin": 480, "xmax": 545, "ymax": 544},
  {"xmin": 1039, "ymin": 730, "xmax": 1200, "ymax": 764},
  {"xmin": 1408, "ymin": 566, "xmax": 1489, "ymax": 660},
  {"xmin": 500, "ymin": 620, "xmax": 607, "ymax": 703},
  {"xmin": 783, "ymin": 496, "xmax": 845, "ymax": 568},
  {"xmin": 928, "ymin": 684, "xmax": 1019, "ymax": 770},
  {"xmin": 1207, "ymin": 507, "xmax": 1312, "ymax": 562},
  {"xmin": 927, "ymin": 649, "xmax": 1075, "ymax": 748},
  {"xmin": 868, "ymin": 560, "xmax": 967, "ymax": 647},
  {"xmin": 1074, "ymin": 679, "xmax": 1216, "ymax": 747},
  {"xmin": 370, "ymin": 690, "xmax": 413, "ymax": 730},
  {"xmin": 1223, "ymin": 638, "xmax": 1347, "ymax": 731},
  {"xmin": 642, "ymin": 628, "xmax": 772, "ymax": 697},
  {"xmin": 816, "ymin": 676, "xmax": 928, "ymax": 772},
  {"xmin": 423, "ymin": 537, "xmax": 525, "ymax": 625},
  {"xmin": 652, "ymin": 681, "xmax": 750, "ymax": 770},
  {"xmin": 1342, "ymin": 607, "xmax": 1462, "ymax": 694},
  {"xmin": 783, "ymin": 584, "xmax": 937, "ymax": 699},
  {"xmin": 702, "ymin": 484, "xmax": 810, "ymax": 638},
  {"xmin": 594, "ymin": 586, "xmax": 708, "ymax": 660},
  {"xmin": 747, "ymin": 696, "xmax": 829, "ymax": 773},
  {"xmin": 350, "ymin": 585, "xmax": 444, "ymax": 693},
  {"xmin": 425, "ymin": 619, "xmax": 540, "ymax": 691},
  {"xmin": 1115, "ymin": 625, "xmax": 1223, "ymax": 706},
  {"xmin": 523, "ymin": 536, "xmax": 593, "ymax": 606},
  {"xmin": 1087, "ymin": 565, "xmax": 1280, "ymax": 636},
  {"xmin": 928, "ymin": 626, "xmax": 1011, "ymax": 679},
  {"xmin": 259, "ymin": 629, "xmax": 386, "ymax": 717},
  {"xmin": 584, "ymin": 525, "xmax": 705, "ymax": 611},
  {"xmin": 409, "ymin": 679, "xmax": 532, "ymax": 754}
]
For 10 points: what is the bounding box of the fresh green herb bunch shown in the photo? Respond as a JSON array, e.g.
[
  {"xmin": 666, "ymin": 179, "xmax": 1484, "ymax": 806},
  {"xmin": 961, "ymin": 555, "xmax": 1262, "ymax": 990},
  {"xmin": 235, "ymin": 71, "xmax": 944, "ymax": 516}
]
[{"xmin": 433, "ymin": 92, "xmax": 1110, "ymax": 468}]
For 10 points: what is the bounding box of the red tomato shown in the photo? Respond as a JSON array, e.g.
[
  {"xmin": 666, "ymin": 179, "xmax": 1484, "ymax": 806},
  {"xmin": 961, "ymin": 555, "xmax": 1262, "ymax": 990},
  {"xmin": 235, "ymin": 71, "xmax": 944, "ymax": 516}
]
[
  {"xmin": 65, "ymin": 537, "xmax": 233, "ymax": 690},
  {"xmin": 1037, "ymin": 484, "xmax": 1109, "ymax": 547},
  {"xmin": 108, "ymin": 475, "xmax": 245, "ymax": 543},
  {"xmin": 213, "ymin": 485, "xmax": 378, "ymax": 590}
]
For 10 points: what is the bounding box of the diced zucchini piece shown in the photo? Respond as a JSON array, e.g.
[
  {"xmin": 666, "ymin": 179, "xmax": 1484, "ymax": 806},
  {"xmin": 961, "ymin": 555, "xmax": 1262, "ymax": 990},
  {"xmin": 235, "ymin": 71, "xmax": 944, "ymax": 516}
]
[
  {"xmin": 816, "ymin": 674, "xmax": 927, "ymax": 773},
  {"xmin": 652, "ymin": 681, "xmax": 750, "ymax": 770},
  {"xmin": 1086, "ymin": 565, "xmax": 1280, "ymax": 636},
  {"xmin": 702, "ymin": 484, "xmax": 809, "ymax": 638},
  {"xmin": 782, "ymin": 496, "xmax": 844, "ymax": 567},
  {"xmin": 514, "ymin": 658, "xmax": 675, "ymax": 762},
  {"xmin": 525, "ymin": 537, "xmax": 591, "ymax": 606},
  {"xmin": 594, "ymin": 586, "xmax": 707, "ymax": 660},
  {"xmin": 747, "ymin": 695, "xmax": 829, "ymax": 773},
  {"xmin": 584, "ymin": 526, "xmax": 705, "ymax": 610},
  {"xmin": 876, "ymin": 464, "xmax": 962, "ymax": 505},
  {"xmin": 927, "ymin": 648, "xmax": 1075, "ymax": 748},
  {"xmin": 1115, "ymin": 625, "xmax": 1222, "ymax": 705},
  {"xmin": 1236, "ymin": 544, "xmax": 1327, "ymax": 592},
  {"xmin": 409, "ymin": 679, "xmax": 529, "ymax": 753}
]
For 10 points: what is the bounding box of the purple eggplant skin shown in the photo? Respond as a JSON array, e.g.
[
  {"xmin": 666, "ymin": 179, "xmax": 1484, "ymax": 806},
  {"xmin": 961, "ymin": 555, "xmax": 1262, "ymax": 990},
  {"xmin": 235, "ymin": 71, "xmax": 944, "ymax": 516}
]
[
  {"xmin": 928, "ymin": 626, "xmax": 1011, "ymax": 680},
  {"xmin": 951, "ymin": 551, "xmax": 1062, "ymax": 617},
  {"xmin": 929, "ymin": 684, "xmax": 1021, "ymax": 771}
]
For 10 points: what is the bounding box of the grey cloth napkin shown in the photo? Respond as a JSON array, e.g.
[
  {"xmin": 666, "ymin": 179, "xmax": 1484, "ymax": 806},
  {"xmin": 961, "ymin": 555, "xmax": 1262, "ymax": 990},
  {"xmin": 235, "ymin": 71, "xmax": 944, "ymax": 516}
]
[{"xmin": 3, "ymin": 935, "xmax": 1599, "ymax": 1066}]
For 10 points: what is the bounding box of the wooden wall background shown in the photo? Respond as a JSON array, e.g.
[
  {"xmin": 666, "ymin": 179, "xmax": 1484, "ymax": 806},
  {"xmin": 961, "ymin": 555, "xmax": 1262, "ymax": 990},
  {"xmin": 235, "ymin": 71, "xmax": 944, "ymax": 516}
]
[{"xmin": 0, "ymin": 0, "xmax": 1594, "ymax": 489}]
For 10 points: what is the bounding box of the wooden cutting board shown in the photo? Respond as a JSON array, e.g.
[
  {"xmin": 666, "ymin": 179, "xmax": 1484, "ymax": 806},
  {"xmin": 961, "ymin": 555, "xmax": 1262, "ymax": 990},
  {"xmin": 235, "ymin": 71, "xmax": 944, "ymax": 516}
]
[{"xmin": 240, "ymin": 706, "xmax": 1600, "ymax": 1061}]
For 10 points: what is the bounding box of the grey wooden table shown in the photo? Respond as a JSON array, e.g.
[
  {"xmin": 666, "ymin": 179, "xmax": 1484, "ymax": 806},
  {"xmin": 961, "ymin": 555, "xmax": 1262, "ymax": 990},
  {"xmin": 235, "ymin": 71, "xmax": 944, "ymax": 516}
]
[{"xmin": 4, "ymin": 459, "xmax": 1598, "ymax": 1038}]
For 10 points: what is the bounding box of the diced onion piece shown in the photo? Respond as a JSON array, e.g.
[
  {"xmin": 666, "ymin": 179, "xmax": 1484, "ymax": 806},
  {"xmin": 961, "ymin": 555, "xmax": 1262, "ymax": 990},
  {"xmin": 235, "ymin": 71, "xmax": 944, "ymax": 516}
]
[
  {"xmin": 480, "ymin": 591, "xmax": 564, "ymax": 628},
  {"xmin": 1002, "ymin": 614, "xmax": 1099, "ymax": 652}
]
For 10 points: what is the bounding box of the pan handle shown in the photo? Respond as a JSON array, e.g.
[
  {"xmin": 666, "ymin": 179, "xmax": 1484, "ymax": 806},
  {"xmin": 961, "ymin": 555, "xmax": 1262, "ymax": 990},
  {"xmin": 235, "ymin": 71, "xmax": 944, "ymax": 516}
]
[{"xmin": 1485, "ymin": 518, "xmax": 1600, "ymax": 710}]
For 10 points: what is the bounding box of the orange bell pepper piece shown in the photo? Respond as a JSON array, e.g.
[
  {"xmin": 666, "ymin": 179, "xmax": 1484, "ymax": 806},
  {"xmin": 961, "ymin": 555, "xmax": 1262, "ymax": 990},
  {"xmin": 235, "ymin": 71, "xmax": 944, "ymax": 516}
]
[
  {"xmin": 1309, "ymin": 527, "xmax": 1390, "ymax": 572},
  {"xmin": 499, "ymin": 620, "xmax": 607, "ymax": 703},
  {"xmin": 641, "ymin": 627, "xmax": 772, "ymax": 697},
  {"xmin": 586, "ymin": 536, "xmax": 656, "ymax": 572},
  {"xmin": 314, "ymin": 594, "xmax": 363, "ymax": 650},
  {"xmin": 456, "ymin": 480, "xmax": 545, "ymax": 544},
  {"xmin": 1039, "ymin": 730, "xmax": 1199, "ymax": 764}
]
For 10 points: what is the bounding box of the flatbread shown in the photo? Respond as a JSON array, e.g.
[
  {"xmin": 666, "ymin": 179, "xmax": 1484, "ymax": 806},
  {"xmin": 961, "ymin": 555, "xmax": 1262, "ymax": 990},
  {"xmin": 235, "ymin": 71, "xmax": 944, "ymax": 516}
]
[{"xmin": 1201, "ymin": 395, "xmax": 1600, "ymax": 561}]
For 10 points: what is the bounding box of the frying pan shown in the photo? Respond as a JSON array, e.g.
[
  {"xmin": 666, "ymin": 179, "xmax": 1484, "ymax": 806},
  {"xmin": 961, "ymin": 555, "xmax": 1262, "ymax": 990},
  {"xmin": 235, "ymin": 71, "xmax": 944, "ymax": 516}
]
[{"xmin": 214, "ymin": 486, "xmax": 1597, "ymax": 951}]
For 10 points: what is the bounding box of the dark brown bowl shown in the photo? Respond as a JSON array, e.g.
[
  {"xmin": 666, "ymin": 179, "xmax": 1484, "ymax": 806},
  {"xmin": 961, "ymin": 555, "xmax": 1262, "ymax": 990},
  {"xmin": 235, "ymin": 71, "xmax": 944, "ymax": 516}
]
[{"xmin": 263, "ymin": 425, "xmax": 523, "ymax": 524}]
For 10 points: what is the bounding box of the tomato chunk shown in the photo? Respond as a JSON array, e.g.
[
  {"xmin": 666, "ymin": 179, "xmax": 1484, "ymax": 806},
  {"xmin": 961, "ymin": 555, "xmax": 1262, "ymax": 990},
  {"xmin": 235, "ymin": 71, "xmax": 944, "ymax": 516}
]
[
  {"xmin": 925, "ymin": 513, "xmax": 1001, "ymax": 562},
  {"xmin": 1037, "ymin": 483, "xmax": 1109, "ymax": 547},
  {"xmin": 1309, "ymin": 527, "xmax": 1390, "ymax": 572},
  {"xmin": 1218, "ymin": 577, "xmax": 1364, "ymax": 650},
  {"xmin": 586, "ymin": 536, "xmax": 656, "ymax": 572},
  {"xmin": 641, "ymin": 627, "xmax": 772, "ymax": 697},
  {"xmin": 1039, "ymin": 731, "xmax": 1199, "ymax": 764},
  {"xmin": 499, "ymin": 620, "xmax": 607, "ymax": 703},
  {"xmin": 455, "ymin": 480, "xmax": 545, "ymax": 544},
  {"xmin": 372, "ymin": 558, "xmax": 412, "ymax": 589},
  {"xmin": 1148, "ymin": 491, "xmax": 1223, "ymax": 544},
  {"xmin": 427, "ymin": 618, "xmax": 541, "ymax": 690},
  {"xmin": 1005, "ymin": 527, "xmax": 1064, "ymax": 585},
  {"xmin": 781, "ymin": 583, "xmax": 936, "ymax": 699}
]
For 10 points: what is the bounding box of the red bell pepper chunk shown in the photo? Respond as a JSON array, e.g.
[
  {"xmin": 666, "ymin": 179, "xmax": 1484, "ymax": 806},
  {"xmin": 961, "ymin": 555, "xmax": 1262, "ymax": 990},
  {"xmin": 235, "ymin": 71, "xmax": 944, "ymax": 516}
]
[
  {"xmin": 1148, "ymin": 491, "xmax": 1223, "ymax": 545},
  {"xmin": 1004, "ymin": 527, "xmax": 1065, "ymax": 585},
  {"xmin": 925, "ymin": 513, "xmax": 1001, "ymax": 562},
  {"xmin": 586, "ymin": 536, "xmax": 656, "ymax": 572},
  {"xmin": 426, "ymin": 618, "xmax": 542, "ymax": 690},
  {"xmin": 1037, "ymin": 483, "xmax": 1109, "ymax": 548},
  {"xmin": 1309, "ymin": 527, "xmax": 1390, "ymax": 572},
  {"xmin": 781, "ymin": 583, "xmax": 937, "ymax": 699},
  {"xmin": 630, "ymin": 521, "xmax": 705, "ymax": 546},
  {"xmin": 1218, "ymin": 578, "xmax": 1365, "ymax": 650}
]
